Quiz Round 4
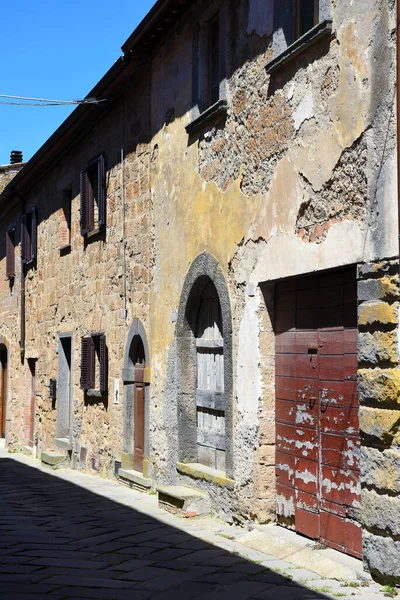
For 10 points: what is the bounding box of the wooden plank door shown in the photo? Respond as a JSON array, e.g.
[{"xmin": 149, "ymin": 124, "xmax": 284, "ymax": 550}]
[
  {"xmin": 133, "ymin": 364, "xmax": 145, "ymax": 473},
  {"xmin": 275, "ymin": 269, "xmax": 361, "ymax": 558},
  {"xmin": 196, "ymin": 281, "xmax": 225, "ymax": 471}
]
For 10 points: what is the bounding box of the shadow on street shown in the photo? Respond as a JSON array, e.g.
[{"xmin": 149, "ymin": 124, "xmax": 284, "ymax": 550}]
[{"xmin": 0, "ymin": 458, "xmax": 331, "ymax": 599}]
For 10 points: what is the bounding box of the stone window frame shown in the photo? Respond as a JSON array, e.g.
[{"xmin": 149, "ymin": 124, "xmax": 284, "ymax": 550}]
[
  {"xmin": 185, "ymin": 1, "xmax": 229, "ymax": 136},
  {"xmin": 54, "ymin": 332, "xmax": 74, "ymax": 451},
  {"xmin": 175, "ymin": 253, "xmax": 234, "ymax": 480},
  {"xmin": 59, "ymin": 186, "xmax": 72, "ymax": 253},
  {"xmin": 267, "ymin": 0, "xmax": 332, "ymax": 74}
]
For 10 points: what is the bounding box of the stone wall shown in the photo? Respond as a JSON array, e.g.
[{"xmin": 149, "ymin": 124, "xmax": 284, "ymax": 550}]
[{"xmin": 358, "ymin": 259, "xmax": 400, "ymax": 581}]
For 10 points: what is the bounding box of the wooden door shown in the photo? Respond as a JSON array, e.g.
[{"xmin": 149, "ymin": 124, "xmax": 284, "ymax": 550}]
[
  {"xmin": 0, "ymin": 348, "xmax": 7, "ymax": 438},
  {"xmin": 133, "ymin": 364, "xmax": 145, "ymax": 473},
  {"xmin": 275, "ymin": 269, "xmax": 361, "ymax": 558},
  {"xmin": 196, "ymin": 281, "xmax": 225, "ymax": 471}
]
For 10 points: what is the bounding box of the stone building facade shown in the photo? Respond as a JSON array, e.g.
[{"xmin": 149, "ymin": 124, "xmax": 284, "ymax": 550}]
[{"xmin": 0, "ymin": 0, "xmax": 398, "ymax": 582}]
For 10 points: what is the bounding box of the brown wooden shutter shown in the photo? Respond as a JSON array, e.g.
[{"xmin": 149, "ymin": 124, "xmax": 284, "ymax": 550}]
[
  {"xmin": 98, "ymin": 155, "xmax": 106, "ymax": 227},
  {"xmin": 6, "ymin": 228, "xmax": 15, "ymax": 278},
  {"xmin": 30, "ymin": 207, "xmax": 37, "ymax": 261},
  {"xmin": 21, "ymin": 214, "xmax": 28, "ymax": 264},
  {"xmin": 80, "ymin": 170, "xmax": 89, "ymax": 235},
  {"xmin": 99, "ymin": 334, "xmax": 108, "ymax": 393},
  {"xmin": 80, "ymin": 337, "xmax": 94, "ymax": 390}
]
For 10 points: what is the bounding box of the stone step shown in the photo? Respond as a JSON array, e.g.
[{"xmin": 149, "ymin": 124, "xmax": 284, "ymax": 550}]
[
  {"xmin": 41, "ymin": 450, "xmax": 66, "ymax": 468},
  {"xmin": 118, "ymin": 468, "xmax": 152, "ymax": 492},
  {"xmin": 157, "ymin": 484, "xmax": 210, "ymax": 518}
]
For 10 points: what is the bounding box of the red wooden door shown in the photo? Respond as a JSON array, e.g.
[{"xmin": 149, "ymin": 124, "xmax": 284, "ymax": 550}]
[
  {"xmin": 275, "ymin": 269, "xmax": 361, "ymax": 558},
  {"xmin": 133, "ymin": 364, "xmax": 145, "ymax": 473}
]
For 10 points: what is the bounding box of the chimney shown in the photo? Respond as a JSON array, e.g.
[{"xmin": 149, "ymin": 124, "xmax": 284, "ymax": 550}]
[{"xmin": 10, "ymin": 150, "xmax": 23, "ymax": 164}]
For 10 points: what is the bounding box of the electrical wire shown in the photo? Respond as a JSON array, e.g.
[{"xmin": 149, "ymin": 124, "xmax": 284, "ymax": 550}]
[{"xmin": 0, "ymin": 94, "xmax": 107, "ymax": 106}]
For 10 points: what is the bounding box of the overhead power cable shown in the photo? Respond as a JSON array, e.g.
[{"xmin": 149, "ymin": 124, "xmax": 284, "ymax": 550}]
[{"xmin": 0, "ymin": 94, "xmax": 107, "ymax": 107}]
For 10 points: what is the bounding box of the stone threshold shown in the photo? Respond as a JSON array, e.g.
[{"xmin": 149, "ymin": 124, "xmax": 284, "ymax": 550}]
[
  {"xmin": 176, "ymin": 462, "xmax": 235, "ymax": 489},
  {"xmin": 118, "ymin": 468, "xmax": 152, "ymax": 492},
  {"xmin": 157, "ymin": 484, "xmax": 210, "ymax": 518}
]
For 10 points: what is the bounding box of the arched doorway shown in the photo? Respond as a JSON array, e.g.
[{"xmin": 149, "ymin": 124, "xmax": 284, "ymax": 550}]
[
  {"xmin": 176, "ymin": 253, "xmax": 233, "ymax": 476},
  {"xmin": 0, "ymin": 344, "xmax": 8, "ymax": 439},
  {"xmin": 122, "ymin": 320, "xmax": 150, "ymax": 475}
]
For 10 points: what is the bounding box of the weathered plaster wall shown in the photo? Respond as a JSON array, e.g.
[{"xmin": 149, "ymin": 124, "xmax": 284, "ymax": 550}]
[{"xmin": 147, "ymin": 0, "xmax": 397, "ymax": 527}]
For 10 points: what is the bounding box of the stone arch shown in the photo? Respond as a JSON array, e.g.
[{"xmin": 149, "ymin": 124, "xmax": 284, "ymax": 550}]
[
  {"xmin": 122, "ymin": 319, "xmax": 150, "ymax": 474},
  {"xmin": 176, "ymin": 253, "xmax": 233, "ymax": 477}
]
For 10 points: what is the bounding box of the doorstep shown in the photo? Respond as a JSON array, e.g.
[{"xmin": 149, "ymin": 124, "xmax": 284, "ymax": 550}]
[{"xmin": 118, "ymin": 468, "xmax": 152, "ymax": 492}]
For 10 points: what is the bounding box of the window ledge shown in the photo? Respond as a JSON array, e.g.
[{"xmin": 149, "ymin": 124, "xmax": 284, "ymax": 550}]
[
  {"xmin": 177, "ymin": 462, "xmax": 235, "ymax": 489},
  {"xmin": 185, "ymin": 99, "xmax": 228, "ymax": 136},
  {"xmin": 266, "ymin": 19, "xmax": 333, "ymax": 75},
  {"xmin": 85, "ymin": 226, "xmax": 104, "ymax": 240},
  {"xmin": 59, "ymin": 243, "xmax": 71, "ymax": 254},
  {"xmin": 86, "ymin": 389, "xmax": 107, "ymax": 397}
]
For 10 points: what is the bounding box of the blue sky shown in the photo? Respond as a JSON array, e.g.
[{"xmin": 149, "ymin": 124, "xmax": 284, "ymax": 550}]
[{"xmin": 0, "ymin": 0, "xmax": 157, "ymax": 165}]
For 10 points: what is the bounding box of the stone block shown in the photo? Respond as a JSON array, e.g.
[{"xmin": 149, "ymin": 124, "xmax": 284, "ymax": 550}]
[
  {"xmin": 358, "ymin": 277, "xmax": 399, "ymax": 302},
  {"xmin": 358, "ymin": 368, "xmax": 400, "ymax": 405},
  {"xmin": 118, "ymin": 468, "xmax": 152, "ymax": 491},
  {"xmin": 358, "ymin": 331, "xmax": 398, "ymax": 364},
  {"xmin": 357, "ymin": 260, "xmax": 398, "ymax": 280},
  {"xmin": 361, "ymin": 489, "xmax": 400, "ymax": 536},
  {"xmin": 363, "ymin": 531, "xmax": 400, "ymax": 579},
  {"xmin": 359, "ymin": 406, "xmax": 400, "ymax": 443},
  {"xmin": 257, "ymin": 444, "xmax": 275, "ymax": 465},
  {"xmin": 157, "ymin": 485, "xmax": 210, "ymax": 517},
  {"xmin": 41, "ymin": 450, "xmax": 66, "ymax": 468},
  {"xmin": 358, "ymin": 301, "xmax": 398, "ymax": 326},
  {"xmin": 120, "ymin": 452, "xmax": 134, "ymax": 470},
  {"xmin": 250, "ymin": 498, "xmax": 275, "ymax": 524},
  {"xmin": 360, "ymin": 446, "xmax": 400, "ymax": 493}
]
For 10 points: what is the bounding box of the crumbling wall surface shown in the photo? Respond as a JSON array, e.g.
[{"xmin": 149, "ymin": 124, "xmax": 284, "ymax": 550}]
[{"xmin": 358, "ymin": 260, "xmax": 400, "ymax": 581}]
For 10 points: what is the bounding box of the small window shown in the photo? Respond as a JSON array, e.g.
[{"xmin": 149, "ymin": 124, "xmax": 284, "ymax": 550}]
[
  {"xmin": 209, "ymin": 14, "xmax": 220, "ymax": 106},
  {"xmin": 6, "ymin": 227, "xmax": 15, "ymax": 278},
  {"xmin": 21, "ymin": 208, "xmax": 37, "ymax": 265},
  {"xmin": 59, "ymin": 188, "xmax": 72, "ymax": 249},
  {"xmin": 80, "ymin": 333, "xmax": 108, "ymax": 393},
  {"xmin": 296, "ymin": 0, "xmax": 319, "ymax": 39},
  {"xmin": 80, "ymin": 155, "xmax": 105, "ymax": 236}
]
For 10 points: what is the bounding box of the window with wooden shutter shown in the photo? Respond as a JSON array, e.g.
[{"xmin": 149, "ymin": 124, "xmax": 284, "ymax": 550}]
[
  {"xmin": 6, "ymin": 227, "xmax": 15, "ymax": 278},
  {"xmin": 81, "ymin": 333, "xmax": 107, "ymax": 393},
  {"xmin": 99, "ymin": 334, "xmax": 108, "ymax": 393},
  {"xmin": 209, "ymin": 14, "xmax": 220, "ymax": 106},
  {"xmin": 80, "ymin": 154, "xmax": 105, "ymax": 236},
  {"xmin": 296, "ymin": 0, "xmax": 319, "ymax": 38},
  {"xmin": 80, "ymin": 336, "xmax": 94, "ymax": 390},
  {"xmin": 59, "ymin": 188, "xmax": 72, "ymax": 249},
  {"xmin": 21, "ymin": 207, "xmax": 37, "ymax": 265}
]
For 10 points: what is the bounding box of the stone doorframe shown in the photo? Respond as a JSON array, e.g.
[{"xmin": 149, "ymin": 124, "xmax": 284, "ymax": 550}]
[
  {"xmin": 176, "ymin": 253, "xmax": 234, "ymax": 478},
  {"xmin": 0, "ymin": 336, "xmax": 9, "ymax": 441},
  {"xmin": 122, "ymin": 319, "xmax": 150, "ymax": 476}
]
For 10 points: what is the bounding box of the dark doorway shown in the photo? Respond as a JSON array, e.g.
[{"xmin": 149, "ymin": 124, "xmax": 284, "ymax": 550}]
[
  {"xmin": 275, "ymin": 268, "xmax": 361, "ymax": 558},
  {"xmin": 0, "ymin": 345, "xmax": 7, "ymax": 438},
  {"xmin": 57, "ymin": 336, "xmax": 72, "ymax": 440},
  {"xmin": 26, "ymin": 359, "xmax": 36, "ymax": 448}
]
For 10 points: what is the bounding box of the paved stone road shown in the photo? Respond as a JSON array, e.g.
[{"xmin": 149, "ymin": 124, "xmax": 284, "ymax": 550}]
[{"xmin": 0, "ymin": 452, "xmax": 388, "ymax": 600}]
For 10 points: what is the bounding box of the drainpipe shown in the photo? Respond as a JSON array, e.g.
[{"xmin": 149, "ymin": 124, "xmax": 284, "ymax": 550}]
[
  {"xmin": 121, "ymin": 148, "xmax": 127, "ymax": 321},
  {"xmin": 20, "ymin": 197, "xmax": 25, "ymax": 363}
]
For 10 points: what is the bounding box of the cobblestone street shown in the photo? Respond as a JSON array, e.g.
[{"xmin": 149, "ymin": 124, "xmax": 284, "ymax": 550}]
[{"xmin": 0, "ymin": 450, "xmax": 387, "ymax": 600}]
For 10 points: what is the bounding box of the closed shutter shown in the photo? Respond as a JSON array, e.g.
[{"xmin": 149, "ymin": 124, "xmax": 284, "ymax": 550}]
[
  {"xmin": 80, "ymin": 337, "xmax": 94, "ymax": 390},
  {"xmin": 30, "ymin": 208, "xmax": 37, "ymax": 261},
  {"xmin": 81, "ymin": 171, "xmax": 89, "ymax": 235},
  {"xmin": 21, "ymin": 214, "xmax": 29, "ymax": 264},
  {"xmin": 99, "ymin": 334, "xmax": 108, "ymax": 393},
  {"xmin": 6, "ymin": 228, "xmax": 15, "ymax": 278},
  {"xmin": 97, "ymin": 155, "xmax": 106, "ymax": 227}
]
